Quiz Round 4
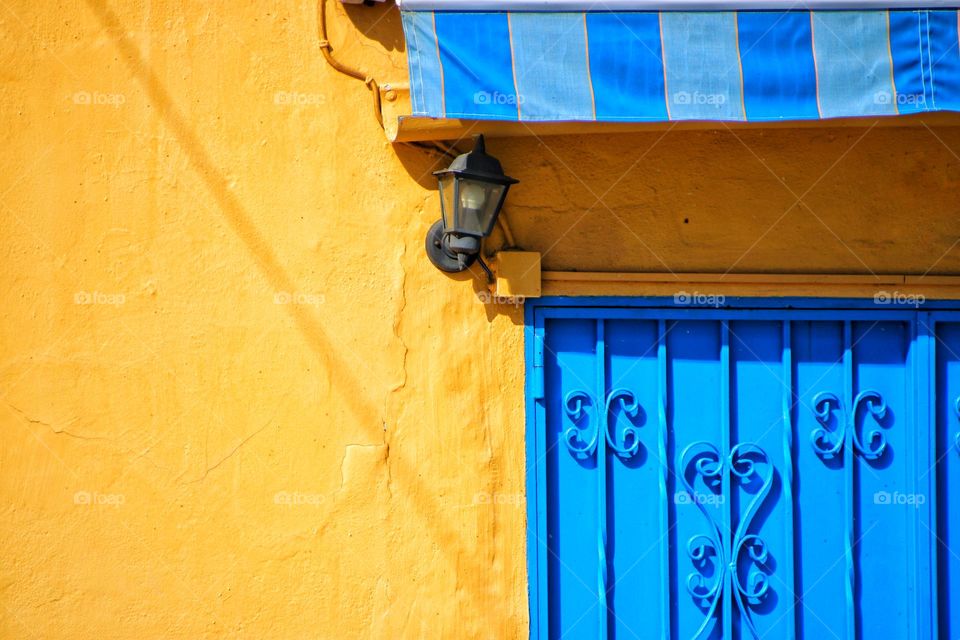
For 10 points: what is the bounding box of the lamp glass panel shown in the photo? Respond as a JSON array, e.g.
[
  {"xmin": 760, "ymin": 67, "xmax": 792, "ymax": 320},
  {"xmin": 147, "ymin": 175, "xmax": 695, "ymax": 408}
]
[
  {"xmin": 454, "ymin": 179, "xmax": 506, "ymax": 236},
  {"xmin": 438, "ymin": 174, "xmax": 456, "ymax": 231}
]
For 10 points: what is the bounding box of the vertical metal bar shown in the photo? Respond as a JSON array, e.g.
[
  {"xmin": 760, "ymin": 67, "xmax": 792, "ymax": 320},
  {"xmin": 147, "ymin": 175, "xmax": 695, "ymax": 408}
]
[
  {"xmin": 657, "ymin": 319, "xmax": 670, "ymax": 640},
  {"xmin": 782, "ymin": 321, "xmax": 797, "ymax": 640},
  {"xmin": 597, "ymin": 319, "xmax": 608, "ymax": 639},
  {"xmin": 721, "ymin": 322, "xmax": 733, "ymax": 640},
  {"xmin": 920, "ymin": 314, "xmax": 938, "ymax": 640},
  {"xmin": 926, "ymin": 316, "xmax": 939, "ymax": 640},
  {"xmin": 525, "ymin": 314, "xmax": 541, "ymax": 639},
  {"xmin": 533, "ymin": 315, "xmax": 549, "ymax": 639},
  {"xmin": 907, "ymin": 320, "xmax": 918, "ymax": 640},
  {"xmin": 843, "ymin": 320, "xmax": 856, "ymax": 640}
]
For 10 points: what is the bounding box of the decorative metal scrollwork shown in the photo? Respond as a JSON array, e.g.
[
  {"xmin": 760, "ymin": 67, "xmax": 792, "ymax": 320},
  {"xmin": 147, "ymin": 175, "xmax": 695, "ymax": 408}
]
[
  {"xmin": 605, "ymin": 388, "xmax": 641, "ymax": 457},
  {"xmin": 811, "ymin": 392, "xmax": 843, "ymax": 458},
  {"xmin": 852, "ymin": 390, "xmax": 888, "ymax": 459},
  {"xmin": 810, "ymin": 389, "xmax": 888, "ymax": 460},
  {"xmin": 680, "ymin": 441, "xmax": 773, "ymax": 640},
  {"xmin": 563, "ymin": 389, "xmax": 642, "ymax": 459},
  {"xmin": 563, "ymin": 390, "xmax": 598, "ymax": 455}
]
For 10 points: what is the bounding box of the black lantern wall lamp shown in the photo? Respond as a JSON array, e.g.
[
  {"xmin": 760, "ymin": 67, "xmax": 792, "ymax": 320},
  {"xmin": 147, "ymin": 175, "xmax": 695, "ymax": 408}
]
[{"xmin": 425, "ymin": 135, "xmax": 518, "ymax": 275}]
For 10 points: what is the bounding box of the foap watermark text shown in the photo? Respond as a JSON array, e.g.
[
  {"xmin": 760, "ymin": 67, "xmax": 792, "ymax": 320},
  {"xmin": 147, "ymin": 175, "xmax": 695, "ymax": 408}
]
[
  {"xmin": 874, "ymin": 491, "xmax": 925, "ymax": 508},
  {"xmin": 477, "ymin": 291, "xmax": 524, "ymax": 307},
  {"xmin": 274, "ymin": 292, "xmax": 325, "ymax": 307},
  {"xmin": 675, "ymin": 291, "xmax": 726, "ymax": 307},
  {"xmin": 675, "ymin": 490, "xmax": 725, "ymax": 506},
  {"xmin": 74, "ymin": 490, "xmax": 125, "ymax": 507},
  {"xmin": 874, "ymin": 291, "xmax": 925, "ymax": 307},
  {"xmin": 72, "ymin": 91, "xmax": 126, "ymax": 108},
  {"xmin": 74, "ymin": 291, "xmax": 125, "ymax": 306}
]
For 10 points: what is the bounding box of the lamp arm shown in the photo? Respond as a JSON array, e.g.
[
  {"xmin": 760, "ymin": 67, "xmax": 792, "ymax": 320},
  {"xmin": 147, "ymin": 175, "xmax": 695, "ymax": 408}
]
[{"xmin": 475, "ymin": 255, "xmax": 495, "ymax": 284}]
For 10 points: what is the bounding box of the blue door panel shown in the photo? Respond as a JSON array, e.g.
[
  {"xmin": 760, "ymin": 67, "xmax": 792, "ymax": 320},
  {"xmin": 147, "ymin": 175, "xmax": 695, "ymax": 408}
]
[
  {"xmin": 668, "ymin": 321, "xmax": 725, "ymax": 640},
  {"xmin": 605, "ymin": 319, "xmax": 663, "ymax": 638},
  {"xmin": 792, "ymin": 320, "xmax": 847, "ymax": 640},
  {"xmin": 853, "ymin": 321, "xmax": 915, "ymax": 640},
  {"xmin": 544, "ymin": 318, "xmax": 600, "ymax": 638},
  {"xmin": 530, "ymin": 307, "xmax": 951, "ymax": 640},
  {"xmin": 935, "ymin": 321, "xmax": 960, "ymax": 640},
  {"xmin": 728, "ymin": 320, "xmax": 789, "ymax": 640}
]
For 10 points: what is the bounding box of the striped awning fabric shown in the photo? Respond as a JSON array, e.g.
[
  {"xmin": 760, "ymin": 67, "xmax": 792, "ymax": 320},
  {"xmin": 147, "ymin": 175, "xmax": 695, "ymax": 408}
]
[{"xmin": 399, "ymin": 7, "xmax": 960, "ymax": 122}]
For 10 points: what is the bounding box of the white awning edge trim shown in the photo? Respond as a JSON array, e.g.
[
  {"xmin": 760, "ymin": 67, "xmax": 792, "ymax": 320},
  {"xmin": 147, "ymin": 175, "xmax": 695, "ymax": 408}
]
[{"xmin": 398, "ymin": 0, "xmax": 960, "ymax": 11}]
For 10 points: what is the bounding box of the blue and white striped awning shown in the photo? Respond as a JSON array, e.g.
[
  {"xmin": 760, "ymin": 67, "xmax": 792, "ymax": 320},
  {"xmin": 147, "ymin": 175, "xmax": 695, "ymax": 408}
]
[{"xmin": 399, "ymin": 2, "xmax": 960, "ymax": 122}]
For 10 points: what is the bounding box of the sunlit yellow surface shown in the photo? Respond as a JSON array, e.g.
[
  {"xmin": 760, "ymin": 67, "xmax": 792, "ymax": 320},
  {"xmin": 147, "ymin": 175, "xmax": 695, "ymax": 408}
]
[{"xmin": 2, "ymin": 1, "xmax": 960, "ymax": 638}]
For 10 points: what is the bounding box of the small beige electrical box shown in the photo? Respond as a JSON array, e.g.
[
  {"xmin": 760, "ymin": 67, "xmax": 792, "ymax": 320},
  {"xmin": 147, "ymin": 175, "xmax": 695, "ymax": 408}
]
[{"xmin": 496, "ymin": 251, "xmax": 542, "ymax": 299}]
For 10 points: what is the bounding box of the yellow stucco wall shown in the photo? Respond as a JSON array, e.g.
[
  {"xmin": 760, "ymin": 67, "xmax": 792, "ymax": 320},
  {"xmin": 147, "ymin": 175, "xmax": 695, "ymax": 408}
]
[{"xmin": 2, "ymin": 1, "xmax": 959, "ymax": 638}]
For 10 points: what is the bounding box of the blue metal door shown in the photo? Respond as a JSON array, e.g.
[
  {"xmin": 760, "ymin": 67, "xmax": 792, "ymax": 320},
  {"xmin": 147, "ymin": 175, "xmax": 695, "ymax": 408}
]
[{"xmin": 526, "ymin": 303, "xmax": 960, "ymax": 640}]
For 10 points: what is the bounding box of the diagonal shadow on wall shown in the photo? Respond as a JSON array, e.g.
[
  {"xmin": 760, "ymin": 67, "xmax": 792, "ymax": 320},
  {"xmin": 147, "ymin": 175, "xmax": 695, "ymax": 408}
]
[{"xmin": 83, "ymin": 0, "xmax": 513, "ymax": 627}]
